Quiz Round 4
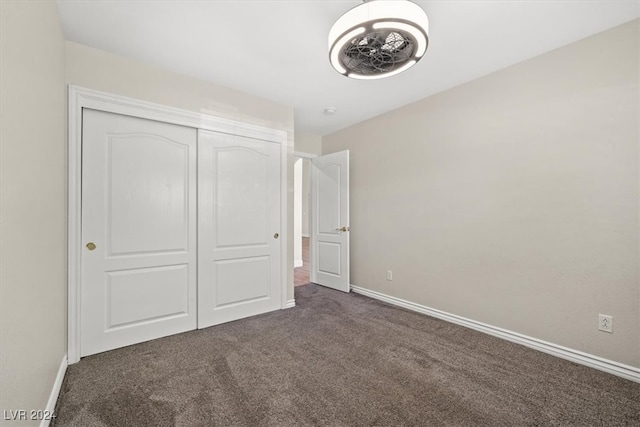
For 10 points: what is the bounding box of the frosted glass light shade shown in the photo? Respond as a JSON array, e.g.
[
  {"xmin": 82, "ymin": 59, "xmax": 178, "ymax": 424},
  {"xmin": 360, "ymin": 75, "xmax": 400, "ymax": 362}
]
[{"xmin": 328, "ymin": 0, "xmax": 429, "ymax": 79}]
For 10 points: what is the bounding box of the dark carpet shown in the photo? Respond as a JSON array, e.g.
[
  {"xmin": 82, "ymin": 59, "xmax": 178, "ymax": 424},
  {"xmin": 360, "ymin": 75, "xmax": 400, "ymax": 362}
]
[{"xmin": 54, "ymin": 284, "xmax": 640, "ymax": 426}]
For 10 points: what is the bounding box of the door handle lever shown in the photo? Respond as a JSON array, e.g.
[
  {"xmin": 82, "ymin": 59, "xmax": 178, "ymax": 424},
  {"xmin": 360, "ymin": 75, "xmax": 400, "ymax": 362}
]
[{"xmin": 335, "ymin": 226, "xmax": 349, "ymax": 232}]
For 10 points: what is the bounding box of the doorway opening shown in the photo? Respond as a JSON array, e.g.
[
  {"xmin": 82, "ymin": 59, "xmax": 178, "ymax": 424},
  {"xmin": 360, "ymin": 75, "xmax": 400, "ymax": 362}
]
[
  {"xmin": 293, "ymin": 149, "xmax": 350, "ymax": 291},
  {"xmin": 294, "ymin": 156, "xmax": 312, "ymax": 287}
]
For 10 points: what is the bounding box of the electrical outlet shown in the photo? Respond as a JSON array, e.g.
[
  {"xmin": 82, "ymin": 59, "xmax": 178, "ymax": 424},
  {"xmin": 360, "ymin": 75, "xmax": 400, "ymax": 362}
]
[
  {"xmin": 598, "ymin": 314, "xmax": 613, "ymax": 333},
  {"xmin": 386, "ymin": 270, "xmax": 393, "ymax": 281}
]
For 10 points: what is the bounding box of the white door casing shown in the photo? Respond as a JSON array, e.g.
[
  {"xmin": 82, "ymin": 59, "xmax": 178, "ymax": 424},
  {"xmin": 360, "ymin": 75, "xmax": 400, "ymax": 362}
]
[
  {"xmin": 311, "ymin": 150, "xmax": 350, "ymax": 292},
  {"xmin": 81, "ymin": 109, "xmax": 197, "ymax": 357},
  {"xmin": 198, "ymin": 130, "xmax": 282, "ymax": 328},
  {"xmin": 294, "ymin": 158, "xmax": 303, "ymax": 268}
]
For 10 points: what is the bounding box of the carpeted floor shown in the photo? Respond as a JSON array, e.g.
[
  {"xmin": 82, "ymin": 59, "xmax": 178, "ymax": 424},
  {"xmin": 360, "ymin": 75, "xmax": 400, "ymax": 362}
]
[{"xmin": 54, "ymin": 284, "xmax": 640, "ymax": 426}]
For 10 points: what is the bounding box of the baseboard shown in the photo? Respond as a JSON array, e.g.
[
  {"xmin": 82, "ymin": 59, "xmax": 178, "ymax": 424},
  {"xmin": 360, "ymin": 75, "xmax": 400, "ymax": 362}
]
[
  {"xmin": 351, "ymin": 285, "xmax": 640, "ymax": 383},
  {"xmin": 294, "ymin": 259, "xmax": 303, "ymax": 268},
  {"xmin": 41, "ymin": 355, "xmax": 67, "ymax": 427},
  {"xmin": 285, "ymin": 299, "xmax": 296, "ymax": 309}
]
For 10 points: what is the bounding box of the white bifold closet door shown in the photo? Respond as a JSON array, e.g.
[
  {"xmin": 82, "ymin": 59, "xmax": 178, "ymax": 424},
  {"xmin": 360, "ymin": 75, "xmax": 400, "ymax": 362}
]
[
  {"xmin": 197, "ymin": 130, "xmax": 282, "ymax": 328},
  {"xmin": 81, "ymin": 109, "xmax": 197, "ymax": 357}
]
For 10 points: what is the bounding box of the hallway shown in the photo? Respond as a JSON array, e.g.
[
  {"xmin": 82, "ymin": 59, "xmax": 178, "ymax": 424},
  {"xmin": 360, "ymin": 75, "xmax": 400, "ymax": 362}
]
[{"xmin": 294, "ymin": 237, "xmax": 310, "ymax": 287}]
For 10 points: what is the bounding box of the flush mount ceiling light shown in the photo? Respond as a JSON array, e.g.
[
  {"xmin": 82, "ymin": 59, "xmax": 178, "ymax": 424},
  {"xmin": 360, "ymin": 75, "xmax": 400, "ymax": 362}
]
[{"xmin": 328, "ymin": 0, "xmax": 429, "ymax": 79}]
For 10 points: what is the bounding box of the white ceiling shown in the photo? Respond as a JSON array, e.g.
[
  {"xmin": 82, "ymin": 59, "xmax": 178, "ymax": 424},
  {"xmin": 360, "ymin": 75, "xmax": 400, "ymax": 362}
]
[{"xmin": 56, "ymin": 1, "xmax": 639, "ymax": 136}]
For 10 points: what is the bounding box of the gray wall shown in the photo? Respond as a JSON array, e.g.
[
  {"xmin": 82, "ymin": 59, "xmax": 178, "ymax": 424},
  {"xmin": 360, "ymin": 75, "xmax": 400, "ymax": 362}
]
[
  {"xmin": 0, "ymin": 1, "xmax": 67, "ymax": 424},
  {"xmin": 323, "ymin": 20, "xmax": 639, "ymax": 368},
  {"xmin": 64, "ymin": 41, "xmax": 297, "ymax": 303}
]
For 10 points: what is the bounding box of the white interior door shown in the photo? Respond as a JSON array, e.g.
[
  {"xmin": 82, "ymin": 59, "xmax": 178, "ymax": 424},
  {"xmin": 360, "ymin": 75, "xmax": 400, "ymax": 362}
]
[
  {"xmin": 311, "ymin": 150, "xmax": 350, "ymax": 292},
  {"xmin": 81, "ymin": 109, "xmax": 197, "ymax": 357},
  {"xmin": 198, "ymin": 130, "xmax": 282, "ymax": 328}
]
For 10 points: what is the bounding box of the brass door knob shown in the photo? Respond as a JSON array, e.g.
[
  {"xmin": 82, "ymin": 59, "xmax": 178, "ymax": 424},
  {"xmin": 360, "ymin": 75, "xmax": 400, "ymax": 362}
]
[
  {"xmin": 273, "ymin": 233, "xmax": 279, "ymax": 239},
  {"xmin": 86, "ymin": 242, "xmax": 97, "ymax": 251},
  {"xmin": 335, "ymin": 226, "xmax": 348, "ymax": 232}
]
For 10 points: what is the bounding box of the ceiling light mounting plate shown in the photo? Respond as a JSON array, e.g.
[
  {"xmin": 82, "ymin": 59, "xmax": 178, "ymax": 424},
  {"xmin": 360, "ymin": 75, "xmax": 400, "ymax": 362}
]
[{"xmin": 328, "ymin": 0, "xmax": 429, "ymax": 80}]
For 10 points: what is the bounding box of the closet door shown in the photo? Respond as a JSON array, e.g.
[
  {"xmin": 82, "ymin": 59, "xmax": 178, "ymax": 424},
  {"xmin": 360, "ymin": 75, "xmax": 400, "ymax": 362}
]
[
  {"xmin": 198, "ymin": 130, "xmax": 282, "ymax": 328},
  {"xmin": 81, "ymin": 109, "xmax": 197, "ymax": 357}
]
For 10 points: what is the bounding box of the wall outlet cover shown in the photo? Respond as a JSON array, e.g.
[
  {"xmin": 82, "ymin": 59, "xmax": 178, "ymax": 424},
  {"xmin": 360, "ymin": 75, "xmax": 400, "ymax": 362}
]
[{"xmin": 598, "ymin": 314, "xmax": 613, "ymax": 333}]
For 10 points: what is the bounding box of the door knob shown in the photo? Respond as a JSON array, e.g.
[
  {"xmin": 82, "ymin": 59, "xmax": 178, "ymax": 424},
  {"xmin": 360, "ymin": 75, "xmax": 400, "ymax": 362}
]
[
  {"xmin": 273, "ymin": 233, "xmax": 279, "ymax": 239},
  {"xmin": 335, "ymin": 226, "xmax": 348, "ymax": 232},
  {"xmin": 86, "ymin": 242, "xmax": 97, "ymax": 251}
]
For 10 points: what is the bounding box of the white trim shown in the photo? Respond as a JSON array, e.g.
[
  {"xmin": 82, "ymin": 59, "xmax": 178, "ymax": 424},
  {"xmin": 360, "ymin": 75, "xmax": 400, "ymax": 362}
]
[
  {"xmin": 69, "ymin": 85, "xmax": 286, "ymax": 143},
  {"xmin": 292, "ymin": 151, "xmax": 318, "ymax": 159},
  {"xmin": 285, "ymin": 299, "xmax": 296, "ymax": 309},
  {"xmin": 67, "ymin": 87, "xmax": 82, "ymax": 364},
  {"xmin": 294, "ymin": 259, "xmax": 303, "ymax": 268},
  {"xmin": 280, "ymin": 141, "xmax": 289, "ymax": 311},
  {"xmin": 351, "ymin": 285, "xmax": 640, "ymax": 383},
  {"xmin": 302, "ymin": 233, "xmax": 310, "ymax": 238},
  {"xmin": 68, "ymin": 85, "xmax": 288, "ymax": 364},
  {"xmin": 40, "ymin": 355, "xmax": 67, "ymax": 427}
]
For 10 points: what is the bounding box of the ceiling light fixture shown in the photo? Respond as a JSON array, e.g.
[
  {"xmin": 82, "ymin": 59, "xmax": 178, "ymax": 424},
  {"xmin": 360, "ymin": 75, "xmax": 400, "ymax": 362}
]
[{"xmin": 328, "ymin": 0, "xmax": 429, "ymax": 79}]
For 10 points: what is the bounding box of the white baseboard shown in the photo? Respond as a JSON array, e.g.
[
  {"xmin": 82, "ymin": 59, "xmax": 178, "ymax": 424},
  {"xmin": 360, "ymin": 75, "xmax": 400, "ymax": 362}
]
[
  {"xmin": 285, "ymin": 299, "xmax": 296, "ymax": 309},
  {"xmin": 351, "ymin": 285, "xmax": 640, "ymax": 383},
  {"xmin": 294, "ymin": 259, "xmax": 303, "ymax": 268},
  {"xmin": 41, "ymin": 355, "xmax": 67, "ymax": 427}
]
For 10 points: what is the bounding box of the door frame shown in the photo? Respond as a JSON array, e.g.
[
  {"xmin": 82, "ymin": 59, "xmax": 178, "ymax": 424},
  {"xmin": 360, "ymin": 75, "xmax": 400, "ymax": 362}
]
[
  {"xmin": 67, "ymin": 85, "xmax": 289, "ymax": 364},
  {"xmin": 292, "ymin": 151, "xmax": 318, "ymax": 284}
]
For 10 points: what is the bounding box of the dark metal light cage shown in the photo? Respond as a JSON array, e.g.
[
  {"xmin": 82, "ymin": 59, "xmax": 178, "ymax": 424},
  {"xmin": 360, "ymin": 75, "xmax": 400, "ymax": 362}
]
[
  {"xmin": 328, "ymin": 0, "xmax": 429, "ymax": 79},
  {"xmin": 340, "ymin": 30, "xmax": 415, "ymax": 75}
]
